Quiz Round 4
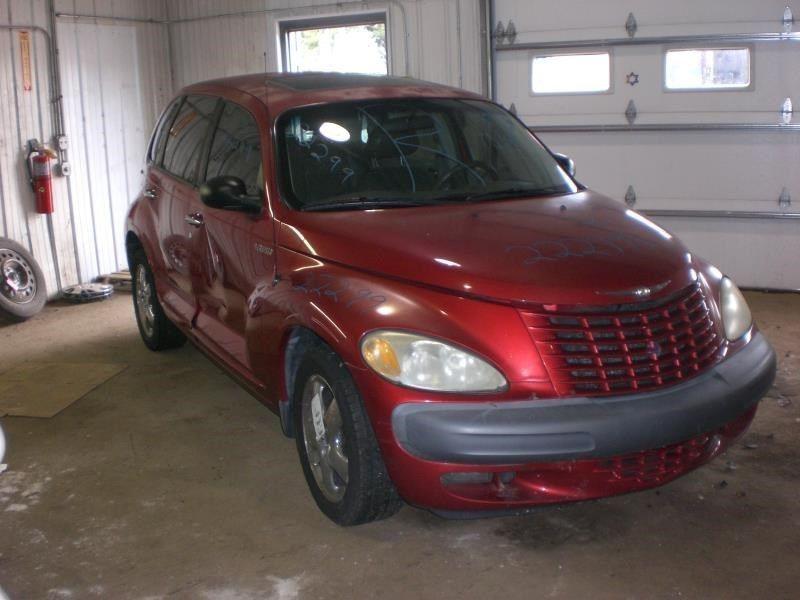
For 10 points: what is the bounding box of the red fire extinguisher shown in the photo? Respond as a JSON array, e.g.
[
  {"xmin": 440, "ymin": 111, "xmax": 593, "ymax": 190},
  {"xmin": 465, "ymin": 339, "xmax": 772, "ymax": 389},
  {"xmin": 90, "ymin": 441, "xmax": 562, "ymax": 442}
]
[{"xmin": 26, "ymin": 140, "xmax": 57, "ymax": 214}]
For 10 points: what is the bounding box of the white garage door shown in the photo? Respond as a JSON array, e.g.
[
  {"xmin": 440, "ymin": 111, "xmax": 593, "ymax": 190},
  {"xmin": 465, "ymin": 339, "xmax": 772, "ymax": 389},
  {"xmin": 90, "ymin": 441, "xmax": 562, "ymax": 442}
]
[{"xmin": 493, "ymin": 0, "xmax": 800, "ymax": 290}]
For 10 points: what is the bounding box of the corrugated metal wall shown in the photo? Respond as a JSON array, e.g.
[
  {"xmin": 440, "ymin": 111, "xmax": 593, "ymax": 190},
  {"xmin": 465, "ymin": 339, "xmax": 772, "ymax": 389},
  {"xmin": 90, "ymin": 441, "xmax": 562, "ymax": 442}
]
[
  {"xmin": 0, "ymin": 0, "xmax": 170, "ymax": 295},
  {"xmin": 167, "ymin": 0, "xmax": 485, "ymax": 94},
  {"xmin": 1, "ymin": 0, "xmax": 65, "ymax": 295},
  {"xmin": 1, "ymin": 0, "xmax": 485, "ymax": 295},
  {"xmin": 57, "ymin": 0, "xmax": 171, "ymax": 284}
]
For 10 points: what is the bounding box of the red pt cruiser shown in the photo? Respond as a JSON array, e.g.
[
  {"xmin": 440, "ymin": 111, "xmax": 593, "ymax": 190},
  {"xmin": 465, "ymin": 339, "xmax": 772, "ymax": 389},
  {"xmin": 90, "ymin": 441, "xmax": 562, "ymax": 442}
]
[{"xmin": 126, "ymin": 73, "xmax": 776, "ymax": 525}]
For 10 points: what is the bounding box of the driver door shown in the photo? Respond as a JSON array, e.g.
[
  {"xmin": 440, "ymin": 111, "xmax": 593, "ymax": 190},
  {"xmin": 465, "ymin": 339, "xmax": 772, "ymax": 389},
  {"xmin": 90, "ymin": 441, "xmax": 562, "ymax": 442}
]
[{"xmin": 191, "ymin": 99, "xmax": 276, "ymax": 384}]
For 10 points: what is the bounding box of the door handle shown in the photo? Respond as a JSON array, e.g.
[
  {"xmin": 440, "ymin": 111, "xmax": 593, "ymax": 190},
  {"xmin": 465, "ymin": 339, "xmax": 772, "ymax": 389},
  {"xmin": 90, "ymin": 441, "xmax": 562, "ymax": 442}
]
[
  {"xmin": 143, "ymin": 188, "xmax": 157, "ymax": 199},
  {"xmin": 184, "ymin": 212, "xmax": 204, "ymax": 227}
]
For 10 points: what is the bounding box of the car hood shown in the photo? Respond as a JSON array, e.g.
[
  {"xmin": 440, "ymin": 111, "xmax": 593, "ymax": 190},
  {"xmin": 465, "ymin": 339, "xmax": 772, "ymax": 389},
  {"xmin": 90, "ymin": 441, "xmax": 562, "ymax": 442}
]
[{"xmin": 278, "ymin": 191, "xmax": 696, "ymax": 306}]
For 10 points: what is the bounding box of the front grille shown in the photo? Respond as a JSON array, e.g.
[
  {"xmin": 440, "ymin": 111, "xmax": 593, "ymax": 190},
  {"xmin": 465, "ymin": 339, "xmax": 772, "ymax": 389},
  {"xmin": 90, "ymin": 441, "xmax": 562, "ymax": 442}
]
[
  {"xmin": 594, "ymin": 433, "xmax": 713, "ymax": 485},
  {"xmin": 519, "ymin": 284, "xmax": 723, "ymax": 397}
]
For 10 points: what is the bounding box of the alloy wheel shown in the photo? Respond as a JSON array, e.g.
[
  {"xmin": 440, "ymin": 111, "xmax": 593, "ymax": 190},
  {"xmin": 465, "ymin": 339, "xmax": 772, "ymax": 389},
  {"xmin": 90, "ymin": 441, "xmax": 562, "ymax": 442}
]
[
  {"xmin": 301, "ymin": 374, "xmax": 349, "ymax": 502},
  {"xmin": 135, "ymin": 264, "xmax": 155, "ymax": 338}
]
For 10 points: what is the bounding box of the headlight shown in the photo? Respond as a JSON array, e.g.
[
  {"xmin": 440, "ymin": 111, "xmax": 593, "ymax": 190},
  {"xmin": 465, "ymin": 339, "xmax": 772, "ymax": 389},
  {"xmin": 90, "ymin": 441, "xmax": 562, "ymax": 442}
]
[
  {"xmin": 720, "ymin": 277, "xmax": 752, "ymax": 341},
  {"xmin": 361, "ymin": 331, "xmax": 507, "ymax": 392}
]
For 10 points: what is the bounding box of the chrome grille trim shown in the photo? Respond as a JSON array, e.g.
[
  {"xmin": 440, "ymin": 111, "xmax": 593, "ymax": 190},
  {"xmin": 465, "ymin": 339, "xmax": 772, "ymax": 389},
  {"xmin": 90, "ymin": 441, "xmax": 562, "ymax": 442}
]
[{"xmin": 520, "ymin": 284, "xmax": 724, "ymax": 397}]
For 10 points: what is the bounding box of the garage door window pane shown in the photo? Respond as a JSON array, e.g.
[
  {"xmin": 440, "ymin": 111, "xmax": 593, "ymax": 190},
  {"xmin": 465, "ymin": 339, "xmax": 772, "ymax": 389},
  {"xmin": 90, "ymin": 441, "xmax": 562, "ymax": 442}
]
[
  {"xmin": 283, "ymin": 17, "xmax": 387, "ymax": 75},
  {"xmin": 531, "ymin": 53, "xmax": 610, "ymax": 94},
  {"xmin": 665, "ymin": 48, "xmax": 751, "ymax": 90}
]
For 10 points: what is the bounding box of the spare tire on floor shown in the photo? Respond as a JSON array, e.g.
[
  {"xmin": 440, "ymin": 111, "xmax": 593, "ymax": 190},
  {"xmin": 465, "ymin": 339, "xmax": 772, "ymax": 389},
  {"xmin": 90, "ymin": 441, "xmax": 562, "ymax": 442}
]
[{"xmin": 0, "ymin": 237, "xmax": 47, "ymax": 322}]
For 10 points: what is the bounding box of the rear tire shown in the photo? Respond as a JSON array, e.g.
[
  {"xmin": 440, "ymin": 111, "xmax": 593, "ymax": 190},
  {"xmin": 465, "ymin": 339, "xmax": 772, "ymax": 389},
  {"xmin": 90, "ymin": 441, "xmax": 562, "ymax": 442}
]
[
  {"xmin": 0, "ymin": 237, "xmax": 47, "ymax": 323},
  {"xmin": 294, "ymin": 340, "xmax": 402, "ymax": 526},
  {"xmin": 130, "ymin": 247, "xmax": 186, "ymax": 351}
]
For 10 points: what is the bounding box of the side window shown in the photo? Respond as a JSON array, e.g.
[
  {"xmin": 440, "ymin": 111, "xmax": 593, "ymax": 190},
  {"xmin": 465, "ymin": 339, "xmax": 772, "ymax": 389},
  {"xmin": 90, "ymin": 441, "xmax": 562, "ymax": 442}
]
[
  {"xmin": 149, "ymin": 97, "xmax": 182, "ymax": 165},
  {"xmin": 162, "ymin": 95, "xmax": 219, "ymax": 183},
  {"xmin": 205, "ymin": 102, "xmax": 263, "ymax": 196}
]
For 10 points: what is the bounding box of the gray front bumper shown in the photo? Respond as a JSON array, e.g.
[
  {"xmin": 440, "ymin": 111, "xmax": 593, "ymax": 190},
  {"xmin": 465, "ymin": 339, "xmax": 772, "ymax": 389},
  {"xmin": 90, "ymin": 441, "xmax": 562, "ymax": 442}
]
[{"xmin": 392, "ymin": 332, "xmax": 776, "ymax": 465}]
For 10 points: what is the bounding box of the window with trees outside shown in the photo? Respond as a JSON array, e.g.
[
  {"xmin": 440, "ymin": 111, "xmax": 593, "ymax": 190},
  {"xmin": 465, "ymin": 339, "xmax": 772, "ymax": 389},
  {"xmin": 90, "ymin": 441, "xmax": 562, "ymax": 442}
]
[
  {"xmin": 665, "ymin": 47, "xmax": 751, "ymax": 90},
  {"xmin": 281, "ymin": 14, "xmax": 388, "ymax": 75}
]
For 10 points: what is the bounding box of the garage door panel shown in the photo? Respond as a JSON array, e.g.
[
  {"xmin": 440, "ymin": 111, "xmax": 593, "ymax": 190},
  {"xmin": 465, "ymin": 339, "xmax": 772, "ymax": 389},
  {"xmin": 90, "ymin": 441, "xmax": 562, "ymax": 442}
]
[
  {"xmin": 495, "ymin": 0, "xmax": 798, "ymax": 289},
  {"xmin": 497, "ymin": 0, "xmax": 793, "ymax": 43},
  {"xmin": 540, "ymin": 131, "xmax": 799, "ymax": 207},
  {"xmin": 500, "ymin": 43, "xmax": 799, "ymax": 126},
  {"xmin": 653, "ymin": 218, "xmax": 800, "ymax": 290}
]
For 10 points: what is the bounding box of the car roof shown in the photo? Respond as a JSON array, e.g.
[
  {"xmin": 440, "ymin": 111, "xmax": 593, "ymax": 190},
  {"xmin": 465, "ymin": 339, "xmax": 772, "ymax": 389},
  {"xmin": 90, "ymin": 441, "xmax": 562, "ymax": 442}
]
[{"xmin": 181, "ymin": 72, "xmax": 484, "ymax": 116}]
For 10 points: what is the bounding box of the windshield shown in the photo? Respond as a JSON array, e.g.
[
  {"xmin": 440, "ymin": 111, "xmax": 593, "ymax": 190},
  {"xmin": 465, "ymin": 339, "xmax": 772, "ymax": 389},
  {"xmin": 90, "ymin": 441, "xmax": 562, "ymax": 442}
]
[{"xmin": 276, "ymin": 98, "xmax": 578, "ymax": 210}]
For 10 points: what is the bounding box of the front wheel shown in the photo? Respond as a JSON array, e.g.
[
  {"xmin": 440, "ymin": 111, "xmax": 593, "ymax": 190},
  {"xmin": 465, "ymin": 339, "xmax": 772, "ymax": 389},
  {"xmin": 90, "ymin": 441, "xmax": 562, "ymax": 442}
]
[{"xmin": 294, "ymin": 341, "xmax": 402, "ymax": 525}]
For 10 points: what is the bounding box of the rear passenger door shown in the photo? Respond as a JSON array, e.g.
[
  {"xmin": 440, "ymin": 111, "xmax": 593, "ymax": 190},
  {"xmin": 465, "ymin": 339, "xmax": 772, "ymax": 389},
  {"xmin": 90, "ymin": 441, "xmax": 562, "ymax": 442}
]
[
  {"xmin": 157, "ymin": 95, "xmax": 220, "ymax": 324},
  {"xmin": 141, "ymin": 97, "xmax": 181, "ymax": 295}
]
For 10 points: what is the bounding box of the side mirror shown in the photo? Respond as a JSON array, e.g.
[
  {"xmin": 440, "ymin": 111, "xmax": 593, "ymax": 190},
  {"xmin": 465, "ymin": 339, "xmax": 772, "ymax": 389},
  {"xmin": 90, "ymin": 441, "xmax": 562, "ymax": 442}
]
[
  {"xmin": 199, "ymin": 175, "xmax": 262, "ymax": 214},
  {"xmin": 552, "ymin": 153, "xmax": 576, "ymax": 178}
]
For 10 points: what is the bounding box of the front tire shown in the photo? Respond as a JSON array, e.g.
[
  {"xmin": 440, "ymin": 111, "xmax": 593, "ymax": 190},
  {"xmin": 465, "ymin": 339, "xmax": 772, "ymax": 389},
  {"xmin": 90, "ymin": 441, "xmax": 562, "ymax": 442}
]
[
  {"xmin": 294, "ymin": 340, "xmax": 402, "ymax": 525},
  {"xmin": 130, "ymin": 247, "xmax": 186, "ymax": 351}
]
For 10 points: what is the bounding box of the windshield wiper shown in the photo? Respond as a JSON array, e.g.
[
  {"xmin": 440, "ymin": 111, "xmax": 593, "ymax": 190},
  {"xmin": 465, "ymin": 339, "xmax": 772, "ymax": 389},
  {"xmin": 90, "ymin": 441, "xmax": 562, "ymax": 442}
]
[
  {"xmin": 431, "ymin": 186, "xmax": 572, "ymax": 204},
  {"xmin": 460, "ymin": 186, "xmax": 572, "ymax": 203},
  {"xmin": 301, "ymin": 197, "xmax": 434, "ymax": 212},
  {"xmin": 301, "ymin": 187, "xmax": 574, "ymax": 211}
]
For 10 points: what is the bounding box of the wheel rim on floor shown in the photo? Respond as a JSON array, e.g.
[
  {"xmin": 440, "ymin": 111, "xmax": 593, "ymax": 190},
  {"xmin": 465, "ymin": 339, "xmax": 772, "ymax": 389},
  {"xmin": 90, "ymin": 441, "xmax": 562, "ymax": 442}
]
[
  {"xmin": 135, "ymin": 264, "xmax": 155, "ymax": 338},
  {"xmin": 301, "ymin": 374, "xmax": 349, "ymax": 502},
  {"xmin": 0, "ymin": 248, "xmax": 37, "ymax": 304}
]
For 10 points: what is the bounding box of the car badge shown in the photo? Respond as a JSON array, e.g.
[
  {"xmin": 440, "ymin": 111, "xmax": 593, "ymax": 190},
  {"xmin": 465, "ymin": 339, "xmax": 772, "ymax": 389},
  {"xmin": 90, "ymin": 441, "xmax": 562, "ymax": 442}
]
[
  {"xmin": 255, "ymin": 243, "xmax": 273, "ymax": 256},
  {"xmin": 599, "ymin": 279, "xmax": 671, "ymax": 298}
]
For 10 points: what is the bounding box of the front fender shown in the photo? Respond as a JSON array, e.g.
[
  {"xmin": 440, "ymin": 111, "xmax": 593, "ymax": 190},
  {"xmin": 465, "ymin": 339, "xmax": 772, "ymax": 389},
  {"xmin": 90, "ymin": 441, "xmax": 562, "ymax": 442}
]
[{"xmin": 248, "ymin": 246, "xmax": 552, "ymax": 407}]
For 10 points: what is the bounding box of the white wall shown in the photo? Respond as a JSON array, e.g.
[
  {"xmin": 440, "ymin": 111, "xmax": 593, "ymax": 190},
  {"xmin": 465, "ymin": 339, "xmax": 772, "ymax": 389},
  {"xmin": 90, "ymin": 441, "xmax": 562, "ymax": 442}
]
[
  {"xmin": 57, "ymin": 0, "xmax": 172, "ymax": 284},
  {"xmin": 167, "ymin": 0, "xmax": 486, "ymax": 94},
  {"xmin": 0, "ymin": 0, "xmax": 171, "ymax": 294},
  {"xmin": 1, "ymin": 0, "xmax": 62, "ymax": 294},
  {"xmin": 7, "ymin": 0, "xmax": 794, "ymax": 292}
]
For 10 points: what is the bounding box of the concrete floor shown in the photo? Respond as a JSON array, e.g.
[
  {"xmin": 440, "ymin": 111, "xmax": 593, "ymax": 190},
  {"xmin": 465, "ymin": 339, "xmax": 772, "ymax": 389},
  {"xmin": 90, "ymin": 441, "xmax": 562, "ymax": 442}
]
[{"xmin": 0, "ymin": 291, "xmax": 797, "ymax": 600}]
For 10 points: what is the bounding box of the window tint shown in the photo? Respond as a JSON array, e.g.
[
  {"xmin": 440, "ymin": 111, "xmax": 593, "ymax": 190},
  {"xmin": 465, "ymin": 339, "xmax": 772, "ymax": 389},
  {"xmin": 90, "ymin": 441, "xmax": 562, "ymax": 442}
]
[
  {"xmin": 531, "ymin": 52, "xmax": 611, "ymax": 94},
  {"xmin": 665, "ymin": 48, "xmax": 751, "ymax": 90},
  {"xmin": 162, "ymin": 95, "xmax": 219, "ymax": 182},
  {"xmin": 150, "ymin": 97, "xmax": 182, "ymax": 165},
  {"xmin": 205, "ymin": 102, "xmax": 263, "ymax": 196}
]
